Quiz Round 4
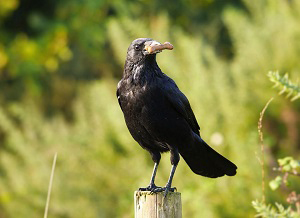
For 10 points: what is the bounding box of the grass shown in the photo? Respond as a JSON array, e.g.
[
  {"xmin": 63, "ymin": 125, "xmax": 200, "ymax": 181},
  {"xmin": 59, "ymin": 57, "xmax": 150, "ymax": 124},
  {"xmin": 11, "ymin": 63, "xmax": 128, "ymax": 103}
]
[{"xmin": 44, "ymin": 152, "xmax": 58, "ymax": 218}]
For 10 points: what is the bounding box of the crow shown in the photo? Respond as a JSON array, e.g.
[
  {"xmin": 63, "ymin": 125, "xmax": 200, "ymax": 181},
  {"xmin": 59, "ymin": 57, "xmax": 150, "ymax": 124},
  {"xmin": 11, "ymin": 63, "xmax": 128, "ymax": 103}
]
[{"xmin": 117, "ymin": 38, "xmax": 237, "ymax": 196}]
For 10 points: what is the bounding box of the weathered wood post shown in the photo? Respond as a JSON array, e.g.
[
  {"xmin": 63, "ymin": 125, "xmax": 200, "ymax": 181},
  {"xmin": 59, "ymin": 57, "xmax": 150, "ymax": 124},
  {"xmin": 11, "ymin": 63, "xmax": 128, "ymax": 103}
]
[{"xmin": 134, "ymin": 191, "xmax": 182, "ymax": 218}]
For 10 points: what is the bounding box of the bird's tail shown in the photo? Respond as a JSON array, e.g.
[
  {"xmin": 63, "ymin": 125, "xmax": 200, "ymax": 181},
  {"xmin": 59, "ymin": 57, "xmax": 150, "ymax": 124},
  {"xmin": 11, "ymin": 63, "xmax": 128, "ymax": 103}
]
[{"xmin": 178, "ymin": 134, "xmax": 237, "ymax": 178}]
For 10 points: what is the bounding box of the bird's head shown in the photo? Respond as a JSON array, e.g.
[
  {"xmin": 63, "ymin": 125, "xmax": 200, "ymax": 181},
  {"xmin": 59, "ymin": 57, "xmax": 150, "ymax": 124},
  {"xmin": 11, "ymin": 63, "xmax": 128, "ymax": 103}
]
[{"xmin": 126, "ymin": 38, "xmax": 173, "ymax": 64}]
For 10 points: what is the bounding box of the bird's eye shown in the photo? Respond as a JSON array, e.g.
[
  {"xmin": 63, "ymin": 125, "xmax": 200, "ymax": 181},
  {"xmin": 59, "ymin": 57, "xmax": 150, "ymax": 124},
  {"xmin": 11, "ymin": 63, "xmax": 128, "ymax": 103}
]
[{"xmin": 134, "ymin": 45, "xmax": 140, "ymax": 51}]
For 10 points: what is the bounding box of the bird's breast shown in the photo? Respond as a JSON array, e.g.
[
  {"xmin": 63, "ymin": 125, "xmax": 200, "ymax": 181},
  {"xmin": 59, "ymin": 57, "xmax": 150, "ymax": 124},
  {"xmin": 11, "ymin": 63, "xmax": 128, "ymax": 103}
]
[{"xmin": 121, "ymin": 84, "xmax": 159, "ymax": 114}]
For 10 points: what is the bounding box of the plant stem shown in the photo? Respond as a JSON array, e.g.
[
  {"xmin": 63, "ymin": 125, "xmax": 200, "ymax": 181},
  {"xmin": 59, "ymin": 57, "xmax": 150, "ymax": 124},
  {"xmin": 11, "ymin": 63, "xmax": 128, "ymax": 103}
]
[
  {"xmin": 44, "ymin": 152, "xmax": 58, "ymax": 218},
  {"xmin": 258, "ymin": 97, "xmax": 273, "ymax": 204}
]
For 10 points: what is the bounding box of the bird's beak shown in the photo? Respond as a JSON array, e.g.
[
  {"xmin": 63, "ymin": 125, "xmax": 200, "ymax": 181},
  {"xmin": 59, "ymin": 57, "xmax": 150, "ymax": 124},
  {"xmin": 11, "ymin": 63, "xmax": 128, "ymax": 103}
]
[{"xmin": 144, "ymin": 41, "xmax": 173, "ymax": 54}]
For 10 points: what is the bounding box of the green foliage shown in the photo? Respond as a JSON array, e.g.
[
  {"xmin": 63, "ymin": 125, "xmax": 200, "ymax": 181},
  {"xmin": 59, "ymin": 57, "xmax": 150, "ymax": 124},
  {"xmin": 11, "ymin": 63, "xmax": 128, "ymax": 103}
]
[
  {"xmin": 268, "ymin": 71, "xmax": 300, "ymax": 101},
  {"xmin": 269, "ymin": 157, "xmax": 300, "ymax": 191},
  {"xmin": 269, "ymin": 176, "xmax": 283, "ymax": 191},
  {"xmin": 278, "ymin": 157, "xmax": 300, "ymax": 173},
  {"xmin": 0, "ymin": 0, "xmax": 243, "ymax": 98},
  {"xmin": 0, "ymin": 81, "xmax": 141, "ymax": 217},
  {"xmin": 0, "ymin": 0, "xmax": 18, "ymax": 17},
  {"xmin": 252, "ymin": 200, "xmax": 296, "ymax": 218},
  {"xmin": 254, "ymin": 72, "xmax": 300, "ymax": 217}
]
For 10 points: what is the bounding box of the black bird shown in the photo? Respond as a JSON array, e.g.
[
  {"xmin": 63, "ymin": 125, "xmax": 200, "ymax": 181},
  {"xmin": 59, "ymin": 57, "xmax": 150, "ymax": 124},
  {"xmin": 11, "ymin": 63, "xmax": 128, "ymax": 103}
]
[{"xmin": 117, "ymin": 38, "xmax": 237, "ymax": 196}]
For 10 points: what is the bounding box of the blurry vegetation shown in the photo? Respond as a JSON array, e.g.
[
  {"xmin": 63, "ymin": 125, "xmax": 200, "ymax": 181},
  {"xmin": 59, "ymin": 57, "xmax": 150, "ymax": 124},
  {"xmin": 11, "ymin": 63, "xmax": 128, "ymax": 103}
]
[
  {"xmin": 253, "ymin": 156, "xmax": 300, "ymax": 217},
  {"xmin": 252, "ymin": 200, "xmax": 295, "ymax": 218},
  {"xmin": 253, "ymin": 75, "xmax": 300, "ymax": 218},
  {"xmin": 269, "ymin": 157, "xmax": 300, "ymax": 191},
  {"xmin": 268, "ymin": 71, "xmax": 300, "ymax": 101},
  {"xmin": 0, "ymin": 0, "xmax": 300, "ymax": 217}
]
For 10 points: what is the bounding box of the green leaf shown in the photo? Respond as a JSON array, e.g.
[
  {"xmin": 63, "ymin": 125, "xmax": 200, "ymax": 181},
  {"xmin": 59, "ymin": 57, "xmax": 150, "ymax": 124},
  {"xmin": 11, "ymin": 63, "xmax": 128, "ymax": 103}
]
[
  {"xmin": 269, "ymin": 176, "xmax": 282, "ymax": 190},
  {"xmin": 290, "ymin": 160, "xmax": 300, "ymax": 169},
  {"xmin": 268, "ymin": 71, "xmax": 300, "ymax": 101},
  {"xmin": 278, "ymin": 157, "xmax": 293, "ymax": 166},
  {"xmin": 282, "ymin": 165, "xmax": 292, "ymax": 172}
]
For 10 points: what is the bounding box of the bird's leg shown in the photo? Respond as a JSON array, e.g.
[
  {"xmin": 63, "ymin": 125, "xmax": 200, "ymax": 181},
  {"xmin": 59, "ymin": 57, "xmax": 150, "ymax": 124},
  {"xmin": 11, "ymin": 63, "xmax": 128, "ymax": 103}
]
[
  {"xmin": 163, "ymin": 148, "xmax": 179, "ymax": 197},
  {"xmin": 147, "ymin": 149, "xmax": 179, "ymax": 196},
  {"xmin": 139, "ymin": 163, "xmax": 161, "ymax": 192},
  {"xmin": 149, "ymin": 162, "xmax": 158, "ymax": 188},
  {"xmin": 148, "ymin": 164, "xmax": 177, "ymax": 195},
  {"xmin": 163, "ymin": 164, "xmax": 177, "ymax": 197},
  {"xmin": 139, "ymin": 151, "xmax": 162, "ymax": 192}
]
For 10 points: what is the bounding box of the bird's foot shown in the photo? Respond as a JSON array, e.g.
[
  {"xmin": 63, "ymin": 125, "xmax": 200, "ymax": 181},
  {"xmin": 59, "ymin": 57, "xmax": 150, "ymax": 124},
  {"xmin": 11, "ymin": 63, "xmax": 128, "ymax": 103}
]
[
  {"xmin": 163, "ymin": 185, "xmax": 177, "ymax": 198},
  {"xmin": 138, "ymin": 184, "xmax": 163, "ymax": 193},
  {"xmin": 138, "ymin": 184, "xmax": 176, "ymax": 196}
]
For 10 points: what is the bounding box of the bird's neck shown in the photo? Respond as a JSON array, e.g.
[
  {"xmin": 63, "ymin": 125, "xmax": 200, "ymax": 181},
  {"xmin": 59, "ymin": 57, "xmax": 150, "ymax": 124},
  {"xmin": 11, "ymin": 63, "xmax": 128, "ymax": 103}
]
[{"xmin": 124, "ymin": 57, "xmax": 162, "ymax": 85}]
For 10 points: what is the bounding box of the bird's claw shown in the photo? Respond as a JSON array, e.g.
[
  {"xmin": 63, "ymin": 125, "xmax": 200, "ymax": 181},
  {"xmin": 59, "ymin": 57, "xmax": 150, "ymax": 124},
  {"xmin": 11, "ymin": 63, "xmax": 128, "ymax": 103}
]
[
  {"xmin": 150, "ymin": 187, "xmax": 164, "ymax": 194},
  {"xmin": 138, "ymin": 184, "xmax": 163, "ymax": 193},
  {"xmin": 138, "ymin": 184, "xmax": 176, "ymax": 196},
  {"xmin": 163, "ymin": 185, "xmax": 176, "ymax": 198}
]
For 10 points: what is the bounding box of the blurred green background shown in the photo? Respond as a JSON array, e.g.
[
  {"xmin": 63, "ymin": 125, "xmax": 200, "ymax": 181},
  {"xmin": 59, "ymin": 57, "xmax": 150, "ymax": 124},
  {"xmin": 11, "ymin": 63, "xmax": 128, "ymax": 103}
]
[{"xmin": 0, "ymin": 0, "xmax": 299, "ymax": 217}]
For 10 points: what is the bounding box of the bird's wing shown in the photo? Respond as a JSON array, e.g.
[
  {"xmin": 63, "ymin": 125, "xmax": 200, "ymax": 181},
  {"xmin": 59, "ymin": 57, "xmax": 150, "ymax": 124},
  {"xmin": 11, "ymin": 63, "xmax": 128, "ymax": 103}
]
[
  {"xmin": 116, "ymin": 81, "xmax": 123, "ymax": 111},
  {"xmin": 164, "ymin": 77, "xmax": 200, "ymax": 135}
]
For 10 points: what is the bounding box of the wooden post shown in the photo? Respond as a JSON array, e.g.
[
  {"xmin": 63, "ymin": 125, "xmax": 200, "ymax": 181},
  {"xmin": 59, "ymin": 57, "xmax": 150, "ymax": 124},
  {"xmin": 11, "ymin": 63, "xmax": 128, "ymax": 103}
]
[{"xmin": 134, "ymin": 191, "xmax": 182, "ymax": 218}]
